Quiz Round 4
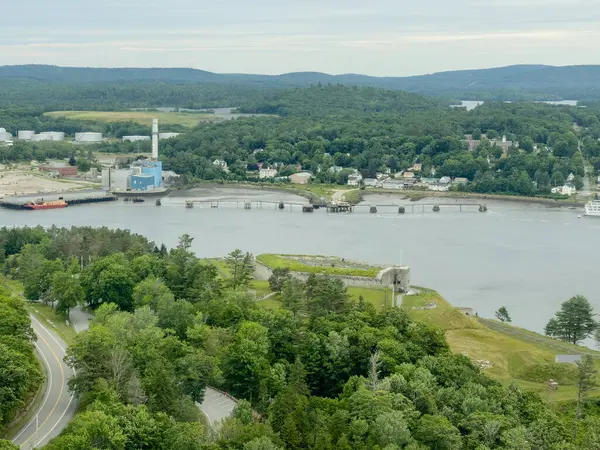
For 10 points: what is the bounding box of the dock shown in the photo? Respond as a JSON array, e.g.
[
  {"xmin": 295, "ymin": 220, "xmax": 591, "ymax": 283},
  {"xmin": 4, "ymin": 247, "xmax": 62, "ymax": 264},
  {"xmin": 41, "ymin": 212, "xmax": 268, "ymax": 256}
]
[{"xmin": 0, "ymin": 190, "xmax": 117, "ymax": 210}]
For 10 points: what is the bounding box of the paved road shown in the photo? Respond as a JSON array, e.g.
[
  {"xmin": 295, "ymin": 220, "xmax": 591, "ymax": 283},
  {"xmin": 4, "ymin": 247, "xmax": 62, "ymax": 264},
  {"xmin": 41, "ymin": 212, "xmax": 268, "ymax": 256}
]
[
  {"xmin": 12, "ymin": 315, "xmax": 76, "ymax": 449},
  {"xmin": 69, "ymin": 306, "xmax": 92, "ymax": 332},
  {"xmin": 197, "ymin": 387, "xmax": 237, "ymax": 427}
]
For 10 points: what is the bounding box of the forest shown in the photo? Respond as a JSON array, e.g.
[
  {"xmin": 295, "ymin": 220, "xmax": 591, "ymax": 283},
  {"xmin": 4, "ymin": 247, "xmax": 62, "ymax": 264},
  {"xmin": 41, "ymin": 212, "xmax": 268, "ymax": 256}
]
[
  {"xmin": 1, "ymin": 226, "xmax": 600, "ymax": 449},
  {"xmin": 1, "ymin": 83, "xmax": 600, "ymax": 197}
]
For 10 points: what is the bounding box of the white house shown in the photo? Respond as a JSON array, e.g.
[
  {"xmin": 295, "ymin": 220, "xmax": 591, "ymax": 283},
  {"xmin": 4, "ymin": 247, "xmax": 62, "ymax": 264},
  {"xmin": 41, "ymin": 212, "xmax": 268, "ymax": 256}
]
[
  {"xmin": 259, "ymin": 168, "xmax": 278, "ymax": 179},
  {"xmin": 382, "ymin": 179, "xmax": 404, "ymax": 189},
  {"xmin": 429, "ymin": 183, "xmax": 450, "ymax": 192},
  {"xmin": 567, "ymin": 172, "xmax": 575, "ymax": 182},
  {"xmin": 551, "ymin": 184, "xmax": 576, "ymax": 196},
  {"xmin": 347, "ymin": 173, "xmax": 363, "ymax": 186},
  {"xmin": 363, "ymin": 178, "xmax": 378, "ymax": 187},
  {"xmin": 213, "ymin": 159, "xmax": 229, "ymax": 172},
  {"xmin": 439, "ymin": 176, "xmax": 452, "ymax": 185}
]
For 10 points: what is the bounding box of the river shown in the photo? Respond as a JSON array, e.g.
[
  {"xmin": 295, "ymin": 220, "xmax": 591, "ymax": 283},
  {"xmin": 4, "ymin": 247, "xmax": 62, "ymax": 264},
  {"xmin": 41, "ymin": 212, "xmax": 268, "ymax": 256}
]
[{"xmin": 1, "ymin": 187, "xmax": 598, "ymax": 335}]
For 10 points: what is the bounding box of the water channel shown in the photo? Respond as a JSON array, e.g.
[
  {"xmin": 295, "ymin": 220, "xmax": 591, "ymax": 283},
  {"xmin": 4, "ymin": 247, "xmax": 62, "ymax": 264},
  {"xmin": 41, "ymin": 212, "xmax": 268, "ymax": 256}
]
[{"xmin": 1, "ymin": 187, "xmax": 598, "ymax": 335}]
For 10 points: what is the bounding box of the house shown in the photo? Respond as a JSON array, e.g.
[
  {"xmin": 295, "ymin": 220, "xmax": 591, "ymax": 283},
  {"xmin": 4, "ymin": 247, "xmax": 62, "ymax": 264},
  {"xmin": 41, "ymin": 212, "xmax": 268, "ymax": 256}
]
[
  {"xmin": 259, "ymin": 168, "xmax": 278, "ymax": 179},
  {"xmin": 289, "ymin": 172, "xmax": 312, "ymax": 185},
  {"xmin": 429, "ymin": 183, "xmax": 450, "ymax": 192},
  {"xmin": 420, "ymin": 178, "xmax": 439, "ymax": 185},
  {"xmin": 402, "ymin": 170, "xmax": 415, "ymax": 179},
  {"xmin": 213, "ymin": 159, "xmax": 229, "ymax": 172},
  {"xmin": 412, "ymin": 163, "xmax": 423, "ymax": 172},
  {"xmin": 382, "ymin": 179, "xmax": 404, "ymax": 189},
  {"xmin": 439, "ymin": 176, "xmax": 452, "ymax": 185},
  {"xmin": 567, "ymin": 173, "xmax": 575, "ymax": 182},
  {"xmin": 363, "ymin": 178, "xmax": 378, "ymax": 187},
  {"xmin": 347, "ymin": 173, "xmax": 363, "ymax": 186},
  {"xmin": 453, "ymin": 177, "xmax": 468, "ymax": 184},
  {"xmin": 551, "ymin": 184, "xmax": 576, "ymax": 196}
]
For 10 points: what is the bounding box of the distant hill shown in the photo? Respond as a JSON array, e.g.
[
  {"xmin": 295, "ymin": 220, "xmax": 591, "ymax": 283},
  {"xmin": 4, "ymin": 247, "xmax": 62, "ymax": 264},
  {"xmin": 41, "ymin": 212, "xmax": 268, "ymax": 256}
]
[{"xmin": 1, "ymin": 64, "xmax": 600, "ymax": 100}]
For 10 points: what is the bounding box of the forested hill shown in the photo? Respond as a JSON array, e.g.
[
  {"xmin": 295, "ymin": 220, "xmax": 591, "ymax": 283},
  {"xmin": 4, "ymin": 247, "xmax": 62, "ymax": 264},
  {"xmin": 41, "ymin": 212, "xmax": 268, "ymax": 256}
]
[{"xmin": 2, "ymin": 64, "xmax": 600, "ymax": 101}]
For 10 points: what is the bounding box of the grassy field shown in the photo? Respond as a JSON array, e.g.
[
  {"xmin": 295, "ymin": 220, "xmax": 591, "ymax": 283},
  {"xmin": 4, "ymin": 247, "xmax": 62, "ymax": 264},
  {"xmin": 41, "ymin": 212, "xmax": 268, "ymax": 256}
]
[
  {"xmin": 257, "ymin": 254, "xmax": 380, "ymax": 278},
  {"xmin": 402, "ymin": 291, "xmax": 600, "ymax": 402},
  {"xmin": 347, "ymin": 287, "xmax": 390, "ymax": 311},
  {"xmin": 45, "ymin": 110, "xmax": 221, "ymax": 127}
]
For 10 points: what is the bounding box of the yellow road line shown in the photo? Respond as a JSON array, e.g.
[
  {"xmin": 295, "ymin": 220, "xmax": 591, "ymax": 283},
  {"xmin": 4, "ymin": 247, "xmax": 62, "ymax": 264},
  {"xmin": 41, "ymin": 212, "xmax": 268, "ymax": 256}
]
[{"xmin": 19, "ymin": 330, "xmax": 65, "ymax": 448}]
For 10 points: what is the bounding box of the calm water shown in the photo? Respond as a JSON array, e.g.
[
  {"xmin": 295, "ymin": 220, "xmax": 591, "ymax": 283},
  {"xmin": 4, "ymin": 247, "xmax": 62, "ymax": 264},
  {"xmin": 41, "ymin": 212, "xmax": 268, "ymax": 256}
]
[{"xmin": 1, "ymin": 187, "xmax": 597, "ymax": 334}]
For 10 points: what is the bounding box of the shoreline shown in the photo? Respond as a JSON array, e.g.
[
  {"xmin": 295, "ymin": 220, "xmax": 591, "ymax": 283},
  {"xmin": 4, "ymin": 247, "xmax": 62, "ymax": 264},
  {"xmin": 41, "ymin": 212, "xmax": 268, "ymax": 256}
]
[{"xmin": 173, "ymin": 181, "xmax": 587, "ymax": 208}]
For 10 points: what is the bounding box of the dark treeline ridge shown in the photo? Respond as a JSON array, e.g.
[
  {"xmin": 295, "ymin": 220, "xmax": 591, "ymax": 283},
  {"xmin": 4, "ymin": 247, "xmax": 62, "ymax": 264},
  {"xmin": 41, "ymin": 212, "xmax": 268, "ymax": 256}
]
[
  {"xmin": 1, "ymin": 226, "xmax": 600, "ymax": 449},
  {"xmin": 3, "ymin": 64, "xmax": 600, "ymax": 101}
]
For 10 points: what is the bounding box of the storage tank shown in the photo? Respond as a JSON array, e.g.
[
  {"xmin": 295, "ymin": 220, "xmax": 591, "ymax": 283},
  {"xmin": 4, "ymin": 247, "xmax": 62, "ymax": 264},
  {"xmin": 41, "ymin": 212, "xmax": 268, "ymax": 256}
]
[
  {"xmin": 159, "ymin": 132, "xmax": 180, "ymax": 139},
  {"xmin": 122, "ymin": 136, "xmax": 150, "ymax": 142},
  {"xmin": 18, "ymin": 130, "xmax": 35, "ymax": 140},
  {"xmin": 0, "ymin": 128, "xmax": 9, "ymax": 142},
  {"xmin": 75, "ymin": 132, "xmax": 103, "ymax": 143}
]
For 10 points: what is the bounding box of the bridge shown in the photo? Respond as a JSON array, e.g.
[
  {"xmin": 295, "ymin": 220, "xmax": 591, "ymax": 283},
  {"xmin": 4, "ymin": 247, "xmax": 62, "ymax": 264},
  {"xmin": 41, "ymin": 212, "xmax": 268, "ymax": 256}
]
[{"xmin": 177, "ymin": 199, "xmax": 488, "ymax": 213}]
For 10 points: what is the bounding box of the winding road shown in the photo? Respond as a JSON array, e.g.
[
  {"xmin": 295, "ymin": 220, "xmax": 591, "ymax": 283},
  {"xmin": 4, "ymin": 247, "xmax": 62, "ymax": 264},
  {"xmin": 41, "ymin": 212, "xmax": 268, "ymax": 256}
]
[{"xmin": 11, "ymin": 314, "xmax": 76, "ymax": 450}]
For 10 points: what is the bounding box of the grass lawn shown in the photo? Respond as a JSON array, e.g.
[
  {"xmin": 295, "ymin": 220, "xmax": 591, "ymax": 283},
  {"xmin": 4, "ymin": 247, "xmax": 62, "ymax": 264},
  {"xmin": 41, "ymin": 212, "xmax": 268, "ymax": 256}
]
[
  {"xmin": 250, "ymin": 280, "xmax": 272, "ymax": 299},
  {"xmin": 402, "ymin": 290, "xmax": 600, "ymax": 403},
  {"xmin": 26, "ymin": 303, "xmax": 77, "ymax": 346},
  {"xmin": 256, "ymin": 297, "xmax": 282, "ymax": 311},
  {"xmin": 206, "ymin": 258, "xmax": 231, "ymax": 278},
  {"xmin": 347, "ymin": 287, "xmax": 391, "ymax": 311},
  {"xmin": 257, "ymin": 254, "xmax": 379, "ymax": 278},
  {"xmin": 45, "ymin": 110, "xmax": 221, "ymax": 127}
]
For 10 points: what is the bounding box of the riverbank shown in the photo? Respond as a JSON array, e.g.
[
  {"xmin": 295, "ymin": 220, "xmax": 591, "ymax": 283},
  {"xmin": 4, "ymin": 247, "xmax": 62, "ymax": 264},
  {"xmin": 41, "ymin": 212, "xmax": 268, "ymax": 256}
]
[
  {"xmin": 348, "ymin": 188, "xmax": 585, "ymax": 207},
  {"xmin": 174, "ymin": 181, "xmax": 586, "ymax": 208}
]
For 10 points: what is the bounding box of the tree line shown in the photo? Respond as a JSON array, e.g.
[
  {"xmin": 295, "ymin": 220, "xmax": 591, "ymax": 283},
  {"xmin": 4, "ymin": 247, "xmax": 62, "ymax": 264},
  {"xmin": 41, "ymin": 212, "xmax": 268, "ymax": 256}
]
[{"xmin": 0, "ymin": 227, "xmax": 599, "ymax": 448}]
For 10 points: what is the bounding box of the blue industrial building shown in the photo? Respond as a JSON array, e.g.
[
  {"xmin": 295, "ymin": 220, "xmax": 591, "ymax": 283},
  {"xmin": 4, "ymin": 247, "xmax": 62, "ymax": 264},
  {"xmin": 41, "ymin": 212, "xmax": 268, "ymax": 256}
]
[
  {"xmin": 131, "ymin": 160, "xmax": 163, "ymax": 190},
  {"xmin": 131, "ymin": 174, "xmax": 155, "ymax": 191}
]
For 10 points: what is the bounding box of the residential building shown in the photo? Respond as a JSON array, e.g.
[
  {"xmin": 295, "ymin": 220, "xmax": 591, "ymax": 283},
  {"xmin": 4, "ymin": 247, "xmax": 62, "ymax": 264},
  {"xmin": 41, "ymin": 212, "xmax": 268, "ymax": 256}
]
[
  {"xmin": 402, "ymin": 170, "xmax": 415, "ymax": 179},
  {"xmin": 363, "ymin": 178, "xmax": 378, "ymax": 187},
  {"xmin": 420, "ymin": 178, "xmax": 439, "ymax": 185},
  {"xmin": 412, "ymin": 163, "xmax": 423, "ymax": 172},
  {"xmin": 429, "ymin": 183, "xmax": 450, "ymax": 192},
  {"xmin": 439, "ymin": 176, "xmax": 452, "ymax": 185},
  {"xmin": 551, "ymin": 184, "xmax": 576, "ymax": 196},
  {"xmin": 453, "ymin": 177, "xmax": 468, "ymax": 184},
  {"xmin": 567, "ymin": 173, "xmax": 575, "ymax": 182},
  {"xmin": 382, "ymin": 179, "xmax": 404, "ymax": 189},
  {"xmin": 213, "ymin": 159, "xmax": 229, "ymax": 172},
  {"xmin": 347, "ymin": 173, "xmax": 363, "ymax": 186},
  {"xmin": 259, "ymin": 168, "xmax": 278, "ymax": 179},
  {"xmin": 289, "ymin": 172, "xmax": 312, "ymax": 185}
]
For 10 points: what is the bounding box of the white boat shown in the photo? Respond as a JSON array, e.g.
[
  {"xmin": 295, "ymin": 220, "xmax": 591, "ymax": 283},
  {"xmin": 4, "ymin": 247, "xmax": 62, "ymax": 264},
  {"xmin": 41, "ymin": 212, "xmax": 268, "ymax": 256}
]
[{"xmin": 584, "ymin": 199, "xmax": 600, "ymax": 217}]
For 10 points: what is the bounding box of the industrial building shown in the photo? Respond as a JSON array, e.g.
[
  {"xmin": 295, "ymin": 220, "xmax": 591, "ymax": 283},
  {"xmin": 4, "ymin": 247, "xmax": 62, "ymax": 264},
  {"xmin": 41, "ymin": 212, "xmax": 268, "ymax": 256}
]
[
  {"xmin": 0, "ymin": 128, "xmax": 13, "ymax": 145},
  {"xmin": 40, "ymin": 162, "xmax": 78, "ymax": 177},
  {"xmin": 159, "ymin": 132, "xmax": 180, "ymax": 139},
  {"xmin": 122, "ymin": 136, "xmax": 151, "ymax": 142},
  {"xmin": 75, "ymin": 132, "xmax": 103, "ymax": 143},
  {"xmin": 102, "ymin": 118, "xmax": 165, "ymax": 193}
]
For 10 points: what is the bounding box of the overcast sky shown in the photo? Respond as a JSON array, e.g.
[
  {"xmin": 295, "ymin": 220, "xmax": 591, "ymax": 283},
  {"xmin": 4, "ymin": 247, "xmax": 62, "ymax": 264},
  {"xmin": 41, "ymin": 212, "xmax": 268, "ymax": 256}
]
[{"xmin": 1, "ymin": 0, "xmax": 599, "ymax": 76}]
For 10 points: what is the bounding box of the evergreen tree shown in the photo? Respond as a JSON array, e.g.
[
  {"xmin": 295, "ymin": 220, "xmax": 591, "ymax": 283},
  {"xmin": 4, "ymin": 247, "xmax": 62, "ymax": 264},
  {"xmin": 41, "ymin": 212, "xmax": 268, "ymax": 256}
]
[{"xmin": 545, "ymin": 296, "xmax": 596, "ymax": 344}]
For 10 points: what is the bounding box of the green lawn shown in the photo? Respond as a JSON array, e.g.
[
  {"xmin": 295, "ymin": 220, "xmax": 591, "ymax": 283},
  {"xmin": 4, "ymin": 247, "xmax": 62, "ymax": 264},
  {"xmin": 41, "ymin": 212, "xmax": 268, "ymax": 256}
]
[
  {"xmin": 250, "ymin": 280, "xmax": 272, "ymax": 299},
  {"xmin": 256, "ymin": 297, "xmax": 282, "ymax": 311},
  {"xmin": 257, "ymin": 254, "xmax": 379, "ymax": 278},
  {"xmin": 347, "ymin": 287, "xmax": 391, "ymax": 311},
  {"xmin": 402, "ymin": 290, "xmax": 600, "ymax": 403},
  {"xmin": 207, "ymin": 258, "xmax": 231, "ymax": 278},
  {"xmin": 45, "ymin": 110, "xmax": 221, "ymax": 127}
]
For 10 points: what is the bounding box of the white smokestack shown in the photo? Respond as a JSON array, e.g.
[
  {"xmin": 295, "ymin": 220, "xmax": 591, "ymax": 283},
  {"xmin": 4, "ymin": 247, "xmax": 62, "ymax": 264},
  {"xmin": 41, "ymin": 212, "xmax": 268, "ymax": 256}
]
[{"xmin": 152, "ymin": 118, "xmax": 159, "ymax": 161}]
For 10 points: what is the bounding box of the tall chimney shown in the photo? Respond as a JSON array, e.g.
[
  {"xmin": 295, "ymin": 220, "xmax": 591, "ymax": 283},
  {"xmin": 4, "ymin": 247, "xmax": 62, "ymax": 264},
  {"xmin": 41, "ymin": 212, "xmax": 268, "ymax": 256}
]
[{"xmin": 152, "ymin": 118, "xmax": 159, "ymax": 161}]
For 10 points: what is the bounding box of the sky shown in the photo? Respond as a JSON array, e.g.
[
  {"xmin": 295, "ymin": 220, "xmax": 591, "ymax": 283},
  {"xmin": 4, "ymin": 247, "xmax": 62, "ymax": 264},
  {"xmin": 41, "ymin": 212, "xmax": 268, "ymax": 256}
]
[{"xmin": 1, "ymin": 0, "xmax": 600, "ymax": 76}]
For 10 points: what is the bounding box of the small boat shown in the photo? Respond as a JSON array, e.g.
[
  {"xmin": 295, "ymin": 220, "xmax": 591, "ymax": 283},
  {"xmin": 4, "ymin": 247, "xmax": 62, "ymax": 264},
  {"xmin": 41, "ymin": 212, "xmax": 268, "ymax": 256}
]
[{"xmin": 23, "ymin": 199, "xmax": 67, "ymax": 210}]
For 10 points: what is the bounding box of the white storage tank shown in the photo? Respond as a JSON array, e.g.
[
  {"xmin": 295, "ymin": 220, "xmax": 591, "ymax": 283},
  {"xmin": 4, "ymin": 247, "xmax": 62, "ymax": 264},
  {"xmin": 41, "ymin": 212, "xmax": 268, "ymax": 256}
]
[
  {"xmin": 75, "ymin": 132, "xmax": 103, "ymax": 143},
  {"xmin": 18, "ymin": 130, "xmax": 35, "ymax": 140},
  {"xmin": 0, "ymin": 128, "xmax": 9, "ymax": 142},
  {"xmin": 122, "ymin": 136, "xmax": 150, "ymax": 142},
  {"xmin": 159, "ymin": 132, "xmax": 180, "ymax": 139},
  {"xmin": 38, "ymin": 131, "xmax": 65, "ymax": 141}
]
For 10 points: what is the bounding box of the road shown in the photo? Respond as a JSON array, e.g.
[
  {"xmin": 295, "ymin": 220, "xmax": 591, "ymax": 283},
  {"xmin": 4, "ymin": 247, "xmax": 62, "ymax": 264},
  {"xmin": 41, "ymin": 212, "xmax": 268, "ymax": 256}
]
[{"xmin": 11, "ymin": 315, "xmax": 76, "ymax": 450}]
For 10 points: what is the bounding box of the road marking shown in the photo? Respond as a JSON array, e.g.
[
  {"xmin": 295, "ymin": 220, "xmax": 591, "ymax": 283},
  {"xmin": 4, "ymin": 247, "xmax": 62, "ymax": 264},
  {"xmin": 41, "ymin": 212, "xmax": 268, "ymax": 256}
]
[
  {"xmin": 11, "ymin": 340, "xmax": 53, "ymax": 442},
  {"xmin": 18, "ymin": 329, "xmax": 65, "ymax": 448}
]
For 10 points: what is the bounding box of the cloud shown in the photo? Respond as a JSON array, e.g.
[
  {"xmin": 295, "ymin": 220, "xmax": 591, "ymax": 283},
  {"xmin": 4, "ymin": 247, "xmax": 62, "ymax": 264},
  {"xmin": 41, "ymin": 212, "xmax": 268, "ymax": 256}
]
[{"xmin": 0, "ymin": 0, "xmax": 599, "ymax": 75}]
